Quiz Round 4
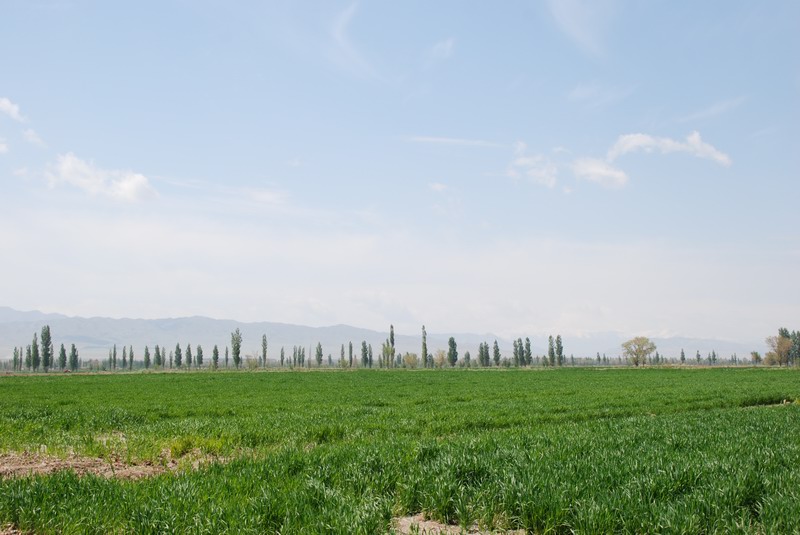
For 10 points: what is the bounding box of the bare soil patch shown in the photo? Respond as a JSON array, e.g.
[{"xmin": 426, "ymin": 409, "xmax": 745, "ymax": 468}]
[
  {"xmin": 1, "ymin": 525, "xmax": 21, "ymax": 535},
  {"xmin": 392, "ymin": 514, "xmax": 525, "ymax": 534},
  {"xmin": 0, "ymin": 452, "xmax": 167, "ymax": 480}
]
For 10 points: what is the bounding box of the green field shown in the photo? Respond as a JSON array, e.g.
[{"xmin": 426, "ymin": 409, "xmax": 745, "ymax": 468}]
[{"xmin": 1, "ymin": 368, "xmax": 799, "ymax": 533}]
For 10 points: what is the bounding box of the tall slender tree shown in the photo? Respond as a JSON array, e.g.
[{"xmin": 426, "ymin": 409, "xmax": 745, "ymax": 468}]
[
  {"xmin": 31, "ymin": 333, "xmax": 40, "ymax": 371},
  {"xmin": 25, "ymin": 345, "xmax": 33, "ymax": 370},
  {"xmin": 196, "ymin": 345, "xmax": 203, "ymax": 368},
  {"xmin": 361, "ymin": 341, "xmax": 368, "ymax": 367},
  {"xmin": 58, "ymin": 343, "xmax": 67, "ymax": 370},
  {"xmin": 555, "ymin": 335, "xmax": 564, "ymax": 366},
  {"xmin": 112, "ymin": 344, "xmax": 117, "ymax": 370},
  {"xmin": 122, "ymin": 346, "xmax": 128, "ymax": 370},
  {"xmin": 186, "ymin": 344, "xmax": 193, "ymax": 369},
  {"xmin": 144, "ymin": 346, "xmax": 151, "ymax": 369},
  {"xmin": 69, "ymin": 344, "xmax": 79, "ymax": 371},
  {"xmin": 280, "ymin": 346, "xmax": 284, "ymax": 367},
  {"xmin": 348, "ymin": 341, "xmax": 353, "ymax": 368},
  {"xmin": 40, "ymin": 325, "xmax": 53, "ymax": 372},
  {"xmin": 154, "ymin": 345, "xmax": 161, "ymax": 367},
  {"xmin": 447, "ymin": 337, "xmax": 458, "ymax": 367},
  {"xmin": 421, "ymin": 326, "xmax": 428, "ymax": 369},
  {"xmin": 261, "ymin": 334, "xmax": 268, "ymax": 368},
  {"xmin": 225, "ymin": 346, "xmax": 229, "ymax": 368},
  {"xmin": 493, "ymin": 340, "xmax": 501, "ymax": 366},
  {"xmin": 175, "ymin": 343, "xmax": 183, "ymax": 368},
  {"xmin": 315, "ymin": 342, "xmax": 323, "ymax": 367},
  {"xmin": 548, "ymin": 336, "xmax": 556, "ymax": 366},
  {"xmin": 212, "ymin": 344, "xmax": 219, "ymax": 369},
  {"xmin": 512, "ymin": 339, "xmax": 520, "ymax": 367},
  {"xmin": 524, "ymin": 337, "xmax": 532, "ymax": 366},
  {"xmin": 129, "ymin": 346, "xmax": 134, "ymax": 370},
  {"xmin": 231, "ymin": 329, "xmax": 242, "ymax": 369}
]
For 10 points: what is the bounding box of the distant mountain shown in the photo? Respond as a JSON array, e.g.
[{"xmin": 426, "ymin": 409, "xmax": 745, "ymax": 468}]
[{"xmin": 0, "ymin": 307, "xmax": 763, "ymax": 362}]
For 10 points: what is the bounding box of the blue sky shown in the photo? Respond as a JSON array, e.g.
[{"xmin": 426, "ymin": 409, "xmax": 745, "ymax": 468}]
[{"xmin": 1, "ymin": 0, "xmax": 798, "ymax": 344}]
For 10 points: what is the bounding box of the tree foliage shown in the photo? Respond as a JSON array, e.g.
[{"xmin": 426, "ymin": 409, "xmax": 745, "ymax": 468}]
[{"xmin": 622, "ymin": 336, "xmax": 657, "ymax": 367}]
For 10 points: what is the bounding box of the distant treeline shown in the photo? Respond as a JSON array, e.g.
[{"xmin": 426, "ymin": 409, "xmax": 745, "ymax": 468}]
[{"xmin": 4, "ymin": 324, "xmax": 799, "ymax": 373}]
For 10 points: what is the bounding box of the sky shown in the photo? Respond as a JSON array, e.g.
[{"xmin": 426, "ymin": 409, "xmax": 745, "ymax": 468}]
[{"xmin": 1, "ymin": 1, "xmax": 798, "ymax": 344}]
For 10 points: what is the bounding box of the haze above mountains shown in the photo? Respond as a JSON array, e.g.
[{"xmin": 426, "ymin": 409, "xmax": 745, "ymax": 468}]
[{"xmin": 0, "ymin": 307, "xmax": 759, "ymax": 362}]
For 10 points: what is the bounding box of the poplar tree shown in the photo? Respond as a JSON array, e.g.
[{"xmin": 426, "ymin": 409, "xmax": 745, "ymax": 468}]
[
  {"xmin": 122, "ymin": 346, "xmax": 128, "ymax": 370},
  {"xmin": 555, "ymin": 335, "xmax": 564, "ymax": 366},
  {"xmin": 548, "ymin": 336, "xmax": 556, "ymax": 366},
  {"xmin": 225, "ymin": 346, "xmax": 229, "ymax": 368},
  {"xmin": 315, "ymin": 342, "xmax": 323, "ymax": 367},
  {"xmin": 680, "ymin": 349, "xmax": 686, "ymax": 364},
  {"xmin": 447, "ymin": 337, "xmax": 458, "ymax": 367},
  {"xmin": 25, "ymin": 345, "xmax": 32, "ymax": 370},
  {"xmin": 112, "ymin": 344, "xmax": 117, "ymax": 370},
  {"xmin": 280, "ymin": 346, "xmax": 284, "ymax": 367},
  {"xmin": 154, "ymin": 345, "xmax": 161, "ymax": 367},
  {"xmin": 196, "ymin": 345, "xmax": 203, "ymax": 368},
  {"xmin": 12, "ymin": 348, "xmax": 19, "ymax": 371},
  {"xmin": 144, "ymin": 346, "xmax": 151, "ymax": 369},
  {"xmin": 40, "ymin": 325, "xmax": 53, "ymax": 372},
  {"xmin": 128, "ymin": 346, "xmax": 134, "ymax": 370},
  {"xmin": 69, "ymin": 344, "xmax": 79, "ymax": 371},
  {"xmin": 421, "ymin": 326, "xmax": 428, "ymax": 368},
  {"xmin": 361, "ymin": 341, "xmax": 368, "ymax": 367},
  {"xmin": 524, "ymin": 337, "xmax": 532, "ymax": 366},
  {"xmin": 493, "ymin": 340, "xmax": 501, "ymax": 366},
  {"xmin": 368, "ymin": 344, "xmax": 373, "ymax": 368},
  {"xmin": 512, "ymin": 339, "xmax": 520, "ymax": 367},
  {"xmin": 348, "ymin": 341, "xmax": 353, "ymax": 368},
  {"xmin": 175, "ymin": 343, "xmax": 182, "ymax": 368},
  {"xmin": 261, "ymin": 334, "xmax": 268, "ymax": 367},
  {"xmin": 212, "ymin": 344, "xmax": 219, "ymax": 369},
  {"xmin": 340, "ymin": 344, "xmax": 345, "ymax": 366},
  {"xmin": 58, "ymin": 343, "xmax": 67, "ymax": 370},
  {"xmin": 231, "ymin": 329, "xmax": 242, "ymax": 369},
  {"xmin": 186, "ymin": 344, "xmax": 193, "ymax": 369},
  {"xmin": 32, "ymin": 333, "xmax": 40, "ymax": 371},
  {"xmin": 389, "ymin": 324, "xmax": 396, "ymax": 368}
]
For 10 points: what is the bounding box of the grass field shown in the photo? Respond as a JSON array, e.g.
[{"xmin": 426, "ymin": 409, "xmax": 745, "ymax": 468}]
[{"xmin": 1, "ymin": 368, "xmax": 799, "ymax": 533}]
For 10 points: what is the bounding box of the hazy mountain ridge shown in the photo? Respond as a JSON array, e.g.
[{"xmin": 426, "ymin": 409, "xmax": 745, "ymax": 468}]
[{"xmin": 0, "ymin": 307, "xmax": 762, "ymax": 361}]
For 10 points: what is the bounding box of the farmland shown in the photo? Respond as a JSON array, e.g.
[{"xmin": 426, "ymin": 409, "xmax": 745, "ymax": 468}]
[{"xmin": 1, "ymin": 368, "xmax": 799, "ymax": 533}]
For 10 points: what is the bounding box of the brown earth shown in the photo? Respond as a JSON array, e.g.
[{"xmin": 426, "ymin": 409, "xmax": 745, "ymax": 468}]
[
  {"xmin": 392, "ymin": 514, "xmax": 525, "ymax": 534},
  {"xmin": 0, "ymin": 452, "xmax": 168, "ymax": 480}
]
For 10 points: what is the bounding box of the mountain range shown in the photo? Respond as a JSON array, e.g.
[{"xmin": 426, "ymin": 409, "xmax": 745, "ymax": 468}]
[{"xmin": 0, "ymin": 306, "xmax": 761, "ymax": 362}]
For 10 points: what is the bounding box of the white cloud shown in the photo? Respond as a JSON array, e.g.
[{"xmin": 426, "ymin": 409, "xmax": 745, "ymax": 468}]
[
  {"xmin": 607, "ymin": 131, "xmax": 731, "ymax": 166},
  {"xmin": 678, "ymin": 96, "xmax": 746, "ymax": 123},
  {"xmin": 429, "ymin": 182, "xmax": 447, "ymax": 192},
  {"xmin": 329, "ymin": 3, "xmax": 375, "ymax": 79},
  {"xmin": 0, "ymin": 97, "xmax": 25, "ymax": 122},
  {"xmin": 408, "ymin": 136, "xmax": 500, "ymax": 148},
  {"xmin": 0, "ymin": 139, "xmax": 7, "ymax": 154},
  {"xmin": 507, "ymin": 141, "xmax": 558, "ymax": 188},
  {"xmin": 46, "ymin": 152, "xmax": 157, "ymax": 202},
  {"xmin": 427, "ymin": 37, "xmax": 455, "ymax": 64},
  {"xmin": 572, "ymin": 157, "xmax": 627, "ymax": 188},
  {"xmin": 547, "ymin": 0, "xmax": 615, "ymax": 57},
  {"xmin": 23, "ymin": 128, "xmax": 46, "ymax": 147}
]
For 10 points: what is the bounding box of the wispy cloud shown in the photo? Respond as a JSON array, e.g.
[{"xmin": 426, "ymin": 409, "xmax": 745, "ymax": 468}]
[
  {"xmin": 429, "ymin": 182, "xmax": 447, "ymax": 192},
  {"xmin": 46, "ymin": 152, "xmax": 158, "ymax": 202},
  {"xmin": 426, "ymin": 37, "xmax": 455, "ymax": 66},
  {"xmin": 0, "ymin": 139, "xmax": 8, "ymax": 154},
  {"xmin": 0, "ymin": 97, "xmax": 26, "ymax": 122},
  {"xmin": 328, "ymin": 3, "xmax": 375, "ymax": 79},
  {"xmin": 572, "ymin": 157, "xmax": 627, "ymax": 188},
  {"xmin": 547, "ymin": 0, "xmax": 615, "ymax": 57},
  {"xmin": 407, "ymin": 136, "xmax": 501, "ymax": 148},
  {"xmin": 678, "ymin": 96, "xmax": 746, "ymax": 123},
  {"xmin": 607, "ymin": 131, "xmax": 731, "ymax": 166},
  {"xmin": 23, "ymin": 128, "xmax": 46, "ymax": 147},
  {"xmin": 507, "ymin": 141, "xmax": 558, "ymax": 188},
  {"xmin": 568, "ymin": 81, "xmax": 635, "ymax": 108}
]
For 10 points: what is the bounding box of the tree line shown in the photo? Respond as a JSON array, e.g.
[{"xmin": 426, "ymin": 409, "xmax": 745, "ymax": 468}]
[{"xmin": 6, "ymin": 324, "xmax": 799, "ymax": 373}]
